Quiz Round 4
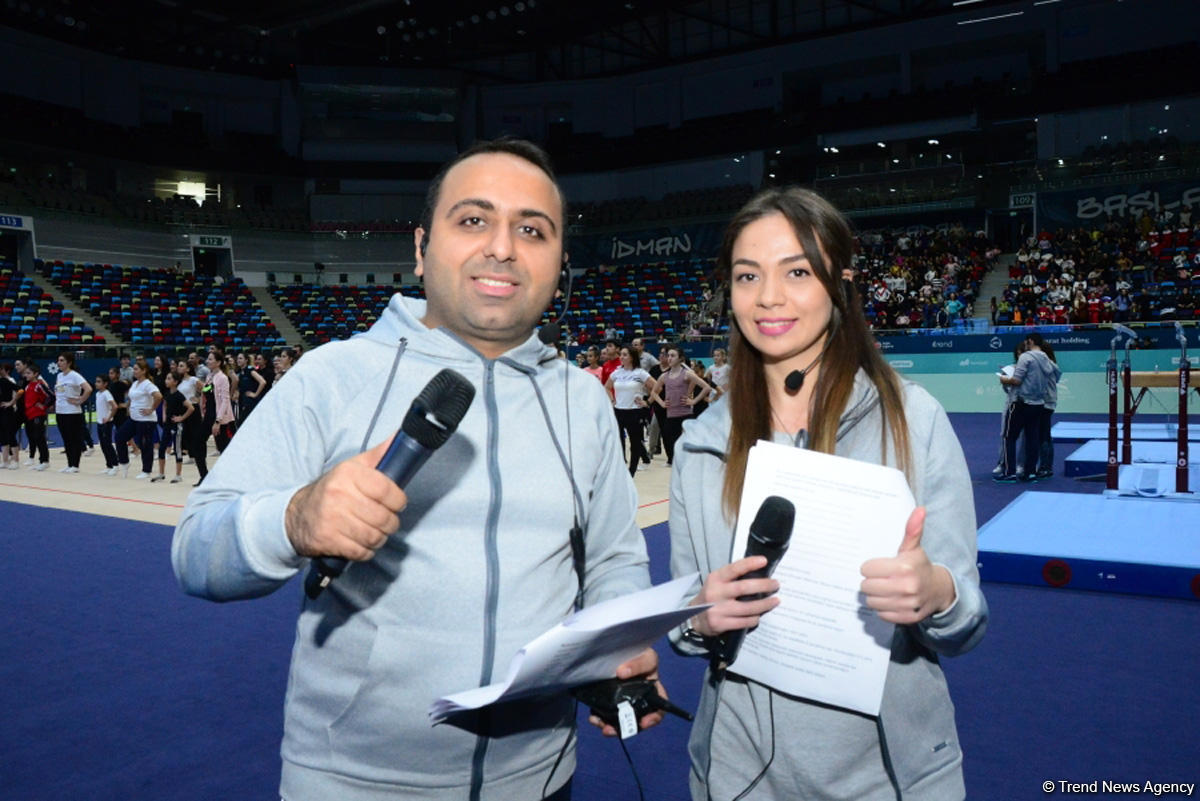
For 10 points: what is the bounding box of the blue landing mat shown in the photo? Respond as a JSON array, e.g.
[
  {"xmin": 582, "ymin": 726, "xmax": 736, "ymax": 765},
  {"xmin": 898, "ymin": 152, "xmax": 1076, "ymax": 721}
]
[
  {"xmin": 977, "ymin": 491, "xmax": 1200, "ymax": 600},
  {"xmin": 1063, "ymin": 439, "xmax": 1187, "ymax": 477},
  {"xmin": 1051, "ymin": 420, "xmax": 1199, "ymax": 442}
]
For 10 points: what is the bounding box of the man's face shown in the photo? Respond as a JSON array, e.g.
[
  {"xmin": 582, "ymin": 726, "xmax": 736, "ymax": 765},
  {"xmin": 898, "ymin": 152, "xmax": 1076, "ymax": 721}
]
[
  {"xmin": 188, "ymin": 352, "xmax": 198, "ymax": 366},
  {"xmin": 602, "ymin": 343, "xmax": 617, "ymax": 361},
  {"xmin": 413, "ymin": 152, "xmax": 564, "ymax": 359}
]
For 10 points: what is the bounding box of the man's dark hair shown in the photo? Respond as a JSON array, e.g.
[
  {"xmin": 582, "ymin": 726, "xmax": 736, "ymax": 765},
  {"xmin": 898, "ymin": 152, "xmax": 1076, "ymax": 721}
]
[{"xmin": 418, "ymin": 137, "xmax": 567, "ymax": 254}]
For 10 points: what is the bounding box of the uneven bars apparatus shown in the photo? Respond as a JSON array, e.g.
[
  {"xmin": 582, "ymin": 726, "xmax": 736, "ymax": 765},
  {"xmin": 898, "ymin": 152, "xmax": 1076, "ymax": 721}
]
[
  {"xmin": 1106, "ymin": 325, "xmax": 1137, "ymax": 491},
  {"xmin": 1175, "ymin": 322, "xmax": 1191, "ymax": 495}
]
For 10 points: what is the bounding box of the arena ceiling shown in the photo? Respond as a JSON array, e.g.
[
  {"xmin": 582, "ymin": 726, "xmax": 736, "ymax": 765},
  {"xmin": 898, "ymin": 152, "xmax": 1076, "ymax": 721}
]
[{"xmin": 5, "ymin": 0, "xmax": 1040, "ymax": 82}]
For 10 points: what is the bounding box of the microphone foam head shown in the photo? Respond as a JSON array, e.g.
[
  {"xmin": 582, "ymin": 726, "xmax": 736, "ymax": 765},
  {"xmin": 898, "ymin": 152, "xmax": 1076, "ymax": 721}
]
[
  {"xmin": 784, "ymin": 369, "xmax": 804, "ymax": 392},
  {"xmin": 402, "ymin": 368, "xmax": 477, "ymax": 450},
  {"xmin": 538, "ymin": 321, "xmax": 561, "ymax": 346},
  {"xmin": 748, "ymin": 495, "xmax": 796, "ymax": 548}
]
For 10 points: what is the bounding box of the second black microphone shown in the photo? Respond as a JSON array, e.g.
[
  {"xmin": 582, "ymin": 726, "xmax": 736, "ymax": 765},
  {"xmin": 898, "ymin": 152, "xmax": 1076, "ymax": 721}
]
[{"xmin": 718, "ymin": 494, "xmax": 796, "ymax": 669}]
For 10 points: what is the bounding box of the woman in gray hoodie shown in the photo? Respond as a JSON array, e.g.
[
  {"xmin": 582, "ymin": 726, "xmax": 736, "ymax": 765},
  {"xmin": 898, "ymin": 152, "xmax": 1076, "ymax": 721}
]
[{"xmin": 669, "ymin": 187, "xmax": 987, "ymax": 801}]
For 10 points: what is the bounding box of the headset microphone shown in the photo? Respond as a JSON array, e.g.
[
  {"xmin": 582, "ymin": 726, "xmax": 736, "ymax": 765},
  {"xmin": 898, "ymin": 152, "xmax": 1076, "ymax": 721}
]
[
  {"xmin": 538, "ymin": 263, "xmax": 573, "ymax": 346},
  {"xmin": 304, "ymin": 368, "xmax": 476, "ymax": 600},
  {"xmin": 718, "ymin": 495, "xmax": 796, "ymax": 669}
]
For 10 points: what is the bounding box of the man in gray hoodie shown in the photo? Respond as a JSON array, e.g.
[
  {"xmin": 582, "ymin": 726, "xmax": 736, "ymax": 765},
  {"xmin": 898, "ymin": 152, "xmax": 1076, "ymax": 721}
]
[{"xmin": 172, "ymin": 139, "xmax": 658, "ymax": 801}]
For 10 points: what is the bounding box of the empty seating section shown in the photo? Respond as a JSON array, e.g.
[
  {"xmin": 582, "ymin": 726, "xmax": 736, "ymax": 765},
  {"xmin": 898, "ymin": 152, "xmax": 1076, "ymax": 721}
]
[
  {"xmin": 270, "ymin": 284, "xmax": 425, "ymax": 345},
  {"xmin": 39, "ymin": 260, "xmax": 283, "ymax": 348},
  {"xmin": 272, "ymin": 261, "xmax": 717, "ymax": 348},
  {"xmin": 0, "ymin": 264, "xmax": 102, "ymax": 345},
  {"xmin": 566, "ymin": 259, "xmax": 717, "ymax": 344}
]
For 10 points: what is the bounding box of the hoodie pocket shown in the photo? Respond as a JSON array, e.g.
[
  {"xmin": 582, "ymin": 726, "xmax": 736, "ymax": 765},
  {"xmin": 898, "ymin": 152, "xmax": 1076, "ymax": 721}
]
[{"xmin": 325, "ymin": 623, "xmax": 481, "ymax": 784}]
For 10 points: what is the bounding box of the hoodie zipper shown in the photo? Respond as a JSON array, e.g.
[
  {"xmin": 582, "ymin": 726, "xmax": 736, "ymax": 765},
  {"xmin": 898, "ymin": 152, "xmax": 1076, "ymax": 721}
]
[{"xmin": 469, "ymin": 359, "xmax": 502, "ymax": 801}]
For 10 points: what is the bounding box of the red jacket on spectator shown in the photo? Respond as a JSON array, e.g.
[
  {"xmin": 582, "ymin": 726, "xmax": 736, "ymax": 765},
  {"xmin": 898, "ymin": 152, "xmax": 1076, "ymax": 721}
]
[{"xmin": 24, "ymin": 377, "xmax": 53, "ymax": 419}]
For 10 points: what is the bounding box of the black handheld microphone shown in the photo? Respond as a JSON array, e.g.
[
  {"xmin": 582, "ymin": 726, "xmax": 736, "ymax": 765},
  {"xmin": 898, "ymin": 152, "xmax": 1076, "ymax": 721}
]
[
  {"xmin": 304, "ymin": 368, "xmax": 476, "ymax": 600},
  {"xmin": 719, "ymin": 495, "xmax": 796, "ymax": 668}
]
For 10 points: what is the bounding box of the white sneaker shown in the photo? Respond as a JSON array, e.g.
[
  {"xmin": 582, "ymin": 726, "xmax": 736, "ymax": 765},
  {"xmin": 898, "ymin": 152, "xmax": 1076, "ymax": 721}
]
[
  {"xmin": 33, "ymin": 463, "xmax": 48, "ymax": 471},
  {"xmin": 150, "ymin": 475, "xmax": 165, "ymax": 482},
  {"xmin": 121, "ymin": 465, "xmax": 129, "ymax": 478},
  {"xmin": 105, "ymin": 467, "xmax": 119, "ymax": 476},
  {"xmin": 134, "ymin": 472, "xmax": 151, "ymax": 480},
  {"xmin": 5, "ymin": 463, "xmax": 17, "ymax": 470},
  {"xmin": 84, "ymin": 447, "xmax": 96, "ymax": 457},
  {"xmin": 59, "ymin": 466, "xmax": 74, "ymax": 473},
  {"xmin": 170, "ymin": 476, "xmax": 182, "ymax": 484},
  {"xmin": 23, "ymin": 458, "xmax": 34, "ymax": 467}
]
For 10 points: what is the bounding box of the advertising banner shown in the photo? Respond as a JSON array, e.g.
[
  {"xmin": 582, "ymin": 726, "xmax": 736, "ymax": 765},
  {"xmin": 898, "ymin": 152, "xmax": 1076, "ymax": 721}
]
[{"xmin": 1037, "ymin": 178, "xmax": 1200, "ymax": 229}]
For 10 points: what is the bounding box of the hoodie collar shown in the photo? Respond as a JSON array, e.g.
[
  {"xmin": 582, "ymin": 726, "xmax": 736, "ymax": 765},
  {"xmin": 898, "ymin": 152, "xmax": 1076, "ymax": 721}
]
[
  {"xmin": 364, "ymin": 294, "xmax": 559, "ymax": 369},
  {"xmin": 686, "ymin": 368, "xmax": 883, "ymax": 452}
]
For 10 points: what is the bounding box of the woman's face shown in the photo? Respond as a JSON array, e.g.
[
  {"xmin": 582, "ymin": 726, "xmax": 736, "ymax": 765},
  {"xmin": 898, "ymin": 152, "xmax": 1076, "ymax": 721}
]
[
  {"xmin": 666, "ymin": 348, "xmax": 682, "ymax": 369},
  {"xmin": 619, "ymin": 348, "xmax": 633, "ymax": 369},
  {"xmin": 254, "ymin": 354, "xmax": 266, "ymax": 369},
  {"xmin": 133, "ymin": 363, "xmax": 146, "ymax": 380},
  {"xmin": 109, "ymin": 367, "xmax": 120, "ymax": 382},
  {"xmin": 237, "ymin": 353, "xmax": 248, "ymax": 368},
  {"xmin": 206, "ymin": 354, "xmax": 219, "ymax": 371},
  {"xmin": 729, "ymin": 213, "xmax": 833, "ymax": 370},
  {"xmin": 154, "ymin": 356, "xmax": 164, "ymax": 370},
  {"xmin": 586, "ymin": 348, "xmax": 598, "ymax": 365},
  {"xmin": 57, "ymin": 355, "xmax": 69, "ymax": 371}
]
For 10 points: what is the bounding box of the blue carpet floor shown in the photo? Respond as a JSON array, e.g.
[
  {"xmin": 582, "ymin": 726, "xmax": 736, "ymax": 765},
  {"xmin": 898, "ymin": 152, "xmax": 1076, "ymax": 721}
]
[{"xmin": 3, "ymin": 412, "xmax": 1198, "ymax": 801}]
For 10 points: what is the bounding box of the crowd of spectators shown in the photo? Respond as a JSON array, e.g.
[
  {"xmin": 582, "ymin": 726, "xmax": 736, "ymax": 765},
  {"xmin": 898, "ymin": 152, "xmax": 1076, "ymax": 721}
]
[
  {"xmin": 849, "ymin": 223, "xmax": 1000, "ymax": 330},
  {"xmin": 994, "ymin": 207, "xmax": 1200, "ymax": 326}
]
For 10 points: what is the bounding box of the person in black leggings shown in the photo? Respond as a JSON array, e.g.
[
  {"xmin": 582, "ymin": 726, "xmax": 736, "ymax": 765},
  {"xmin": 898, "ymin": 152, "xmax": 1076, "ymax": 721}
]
[
  {"xmin": 53, "ymin": 352, "xmax": 92, "ymax": 472},
  {"xmin": 605, "ymin": 345, "xmax": 657, "ymax": 477},
  {"xmin": 153, "ymin": 371, "xmax": 193, "ymax": 483}
]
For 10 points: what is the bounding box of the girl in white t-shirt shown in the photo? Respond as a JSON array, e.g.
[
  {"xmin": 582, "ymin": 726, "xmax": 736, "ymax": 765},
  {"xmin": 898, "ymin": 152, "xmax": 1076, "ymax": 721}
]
[
  {"xmin": 93, "ymin": 374, "xmax": 119, "ymax": 474},
  {"xmin": 128, "ymin": 358, "xmax": 163, "ymax": 479},
  {"xmin": 706, "ymin": 348, "xmax": 730, "ymax": 402},
  {"xmin": 54, "ymin": 352, "xmax": 92, "ymax": 472},
  {"xmin": 604, "ymin": 345, "xmax": 657, "ymax": 477}
]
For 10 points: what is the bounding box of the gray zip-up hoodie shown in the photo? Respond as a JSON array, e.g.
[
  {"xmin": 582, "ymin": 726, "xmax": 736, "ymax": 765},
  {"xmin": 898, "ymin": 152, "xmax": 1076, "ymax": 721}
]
[
  {"xmin": 1012, "ymin": 348, "xmax": 1061, "ymax": 408},
  {"xmin": 668, "ymin": 373, "xmax": 987, "ymax": 801},
  {"xmin": 172, "ymin": 295, "xmax": 650, "ymax": 800}
]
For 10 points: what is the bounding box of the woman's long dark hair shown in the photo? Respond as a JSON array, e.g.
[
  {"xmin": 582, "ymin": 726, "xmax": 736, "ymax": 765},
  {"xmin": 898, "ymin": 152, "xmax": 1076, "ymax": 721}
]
[
  {"xmin": 1026, "ymin": 332, "xmax": 1057, "ymax": 363},
  {"xmin": 717, "ymin": 187, "xmax": 912, "ymax": 519}
]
